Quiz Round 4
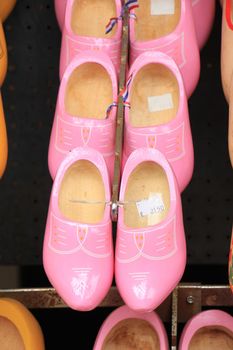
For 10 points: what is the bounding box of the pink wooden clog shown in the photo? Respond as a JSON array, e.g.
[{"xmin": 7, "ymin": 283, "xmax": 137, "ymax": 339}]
[
  {"xmin": 48, "ymin": 51, "xmax": 118, "ymax": 181},
  {"xmin": 122, "ymin": 51, "xmax": 194, "ymax": 192},
  {"xmin": 93, "ymin": 305, "xmax": 169, "ymax": 349},
  {"xmin": 115, "ymin": 148, "xmax": 186, "ymax": 312},
  {"xmin": 54, "ymin": 0, "xmax": 215, "ymax": 52},
  {"xmin": 129, "ymin": 0, "xmax": 200, "ymax": 97},
  {"xmin": 43, "ymin": 147, "xmax": 113, "ymax": 311},
  {"xmin": 179, "ymin": 309, "xmax": 233, "ymax": 350},
  {"xmin": 59, "ymin": 0, "xmax": 122, "ymax": 78}
]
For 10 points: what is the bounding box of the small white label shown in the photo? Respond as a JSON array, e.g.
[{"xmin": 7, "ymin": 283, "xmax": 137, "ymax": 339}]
[
  {"xmin": 148, "ymin": 93, "xmax": 174, "ymax": 113},
  {"xmin": 151, "ymin": 0, "xmax": 175, "ymax": 15},
  {"xmin": 136, "ymin": 194, "xmax": 165, "ymax": 218}
]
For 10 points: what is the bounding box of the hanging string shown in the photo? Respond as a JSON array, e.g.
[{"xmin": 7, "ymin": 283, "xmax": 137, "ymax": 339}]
[
  {"xmin": 69, "ymin": 199, "xmax": 144, "ymax": 207},
  {"xmin": 106, "ymin": 101, "xmax": 118, "ymax": 118},
  {"xmin": 129, "ymin": 13, "xmax": 137, "ymax": 20},
  {"xmin": 124, "ymin": 0, "xmax": 139, "ymax": 11},
  {"xmin": 123, "ymin": 101, "xmax": 131, "ymax": 109},
  {"xmin": 120, "ymin": 73, "xmax": 133, "ymax": 105},
  {"xmin": 105, "ymin": 17, "xmax": 122, "ymax": 34},
  {"xmin": 69, "ymin": 199, "xmax": 113, "ymax": 205},
  {"xmin": 105, "ymin": 0, "xmax": 139, "ymax": 34}
]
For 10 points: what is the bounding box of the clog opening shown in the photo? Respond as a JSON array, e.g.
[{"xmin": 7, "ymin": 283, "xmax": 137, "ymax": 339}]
[
  {"xmin": 65, "ymin": 63, "xmax": 113, "ymax": 119},
  {"xmin": 101, "ymin": 318, "xmax": 160, "ymax": 350},
  {"xmin": 58, "ymin": 160, "xmax": 106, "ymax": 224},
  {"xmin": 71, "ymin": 0, "xmax": 117, "ymax": 38},
  {"xmin": 134, "ymin": 0, "xmax": 181, "ymax": 41},
  {"xmin": 189, "ymin": 326, "xmax": 233, "ymax": 350},
  {"xmin": 123, "ymin": 161, "xmax": 170, "ymax": 228},
  {"xmin": 130, "ymin": 63, "xmax": 179, "ymax": 127},
  {"xmin": 0, "ymin": 316, "xmax": 25, "ymax": 350}
]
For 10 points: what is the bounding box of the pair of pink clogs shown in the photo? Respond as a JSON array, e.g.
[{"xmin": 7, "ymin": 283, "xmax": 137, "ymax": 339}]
[
  {"xmin": 94, "ymin": 306, "xmax": 233, "ymax": 350},
  {"xmin": 55, "ymin": 0, "xmax": 215, "ymax": 51},
  {"xmin": 44, "ymin": 144, "xmax": 186, "ymax": 312},
  {"xmin": 54, "ymin": 0, "xmax": 215, "ymax": 96},
  {"xmin": 48, "ymin": 49, "xmax": 193, "ymax": 191}
]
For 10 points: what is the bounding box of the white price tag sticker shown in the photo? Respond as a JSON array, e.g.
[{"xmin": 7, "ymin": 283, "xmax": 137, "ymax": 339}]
[
  {"xmin": 148, "ymin": 93, "xmax": 174, "ymax": 113},
  {"xmin": 136, "ymin": 194, "xmax": 165, "ymax": 218},
  {"xmin": 151, "ymin": 0, "xmax": 175, "ymax": 15}
]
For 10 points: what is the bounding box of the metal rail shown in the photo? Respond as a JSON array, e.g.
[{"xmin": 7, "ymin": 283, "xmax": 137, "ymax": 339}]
[{"xmin": 0, "ymin": 284, "xmax": 232, "ymax": 349}]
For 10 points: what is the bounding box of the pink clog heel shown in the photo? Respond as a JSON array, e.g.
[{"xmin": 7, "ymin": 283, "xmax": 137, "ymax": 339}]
[
  {"xmin": 115, "ymin": 148, "xmax": 186, "ymax": 312},
  {"xmin": 179, "ymin": 309, "xmax": 233, "ymax": 350},
  {"xmin": 122, "ymin": 51, "xmax": 194, "ymax": 192},
  {"xmin": 59, "ymin": 0, "xmax": 122, "ymax": 78},
  {"xmin": 93, "ymin": 305, "xmax": 169, "ymax": 349},
  {"xmin": 129, "ymin": 0, "xmax": 200, "ymax": 97},
  {"xmin": 43, "ymin": 147, "xmax": 113, "ymax": 311},
  {"xmin": 48, "ymin": 51, "xmax": 118, "ymax": 181},
  {"xmin": 54, "ymin": 0, "xmax": 67, "ymax": 29},
  {"xmin": 192, "ymin": 0, "xmax": 216, "ymax": 50}
]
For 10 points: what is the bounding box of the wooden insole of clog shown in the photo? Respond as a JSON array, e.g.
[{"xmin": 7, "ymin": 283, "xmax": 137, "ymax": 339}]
[
  {"xmin": 58, "ymin": 160, "xmax": 105, "ymax": 224},
  {"xmin": 124, "ymin": 162, "xmax": 170, "ymax": 228},
  {"xmin": 71, "ymin": 0, "xmax": 117, "ymax": 38},
  {"xmin": 135, "ymin": 0, "xmax": 181, "ymax": 41},
  {"xmin": 102, "ymin": 319, "xmax": 160, "ymax": 350},
  {"xmin": 189, "ymin": 327, "xmax": 233, "ymax": 350},
  {"xmin": 0, "ymin": 316, "xmax": 25, "ymax": 350},
  {"xmin": 65, "ymin": 63, "xmax": 113, "ymax": 119},
  {"xmin": 130, "ymin": 64, "xmax": 179, "ymax": 127}
]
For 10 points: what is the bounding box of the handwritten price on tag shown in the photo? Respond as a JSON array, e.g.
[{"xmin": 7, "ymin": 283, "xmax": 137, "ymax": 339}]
[{"xmin": 136, "ymin": 195, "xmax": 165, "ymax": 217}]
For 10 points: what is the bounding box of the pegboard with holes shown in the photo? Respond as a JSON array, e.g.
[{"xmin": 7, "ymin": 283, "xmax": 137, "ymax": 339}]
[{"xmin": 0, "ymin": 0, "xmax": 232, "ymax": 267}]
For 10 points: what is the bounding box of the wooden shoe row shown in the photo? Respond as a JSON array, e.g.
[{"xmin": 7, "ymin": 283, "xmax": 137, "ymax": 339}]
[{"xmin": 93, "ymin": 306, "xmax": 233, "ymax": 350}]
